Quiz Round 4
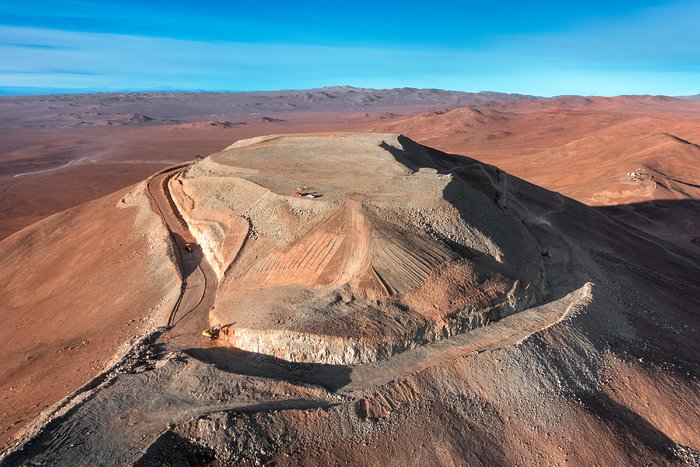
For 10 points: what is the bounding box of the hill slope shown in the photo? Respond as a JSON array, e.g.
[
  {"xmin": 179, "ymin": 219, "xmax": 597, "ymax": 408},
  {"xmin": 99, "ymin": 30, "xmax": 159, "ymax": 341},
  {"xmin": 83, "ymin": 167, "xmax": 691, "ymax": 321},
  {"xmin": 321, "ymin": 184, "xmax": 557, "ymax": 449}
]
[{"xmin": 2, "ymin": 133, "xmax": 699, "ymax": 465}]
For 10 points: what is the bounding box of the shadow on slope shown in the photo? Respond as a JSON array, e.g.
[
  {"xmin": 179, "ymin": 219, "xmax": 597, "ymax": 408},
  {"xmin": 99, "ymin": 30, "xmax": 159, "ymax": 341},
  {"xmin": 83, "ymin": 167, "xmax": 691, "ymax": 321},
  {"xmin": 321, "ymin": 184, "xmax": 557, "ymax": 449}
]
[
  {"xmin": 381, "ymin": 135, "xmax": 587, "ymax": 304},
  {"xmin": 384, "ymin": 135, "xmax": 700, "ymax": 371},
  {"xmin": 597, "ymin": 199, "xmax": 700, "ymax": 253},
  {"xmin": 390, "ymin": 135, "xmax": 699, "ymax": 290},
  {"xmin": 582, "ymin": 391, "xmax": 679, "ymax": 461},
  {"xmin": 185, "ymin": 347, "xmax": 352, "ymax": 391}
]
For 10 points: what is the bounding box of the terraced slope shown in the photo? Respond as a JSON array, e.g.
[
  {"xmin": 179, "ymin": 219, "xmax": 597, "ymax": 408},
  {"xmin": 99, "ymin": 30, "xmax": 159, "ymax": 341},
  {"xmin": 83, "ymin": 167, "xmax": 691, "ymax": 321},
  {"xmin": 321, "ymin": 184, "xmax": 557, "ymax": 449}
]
[{"xmin": 168, "ymin": 133, "xmax": 545, "ymax": 364}]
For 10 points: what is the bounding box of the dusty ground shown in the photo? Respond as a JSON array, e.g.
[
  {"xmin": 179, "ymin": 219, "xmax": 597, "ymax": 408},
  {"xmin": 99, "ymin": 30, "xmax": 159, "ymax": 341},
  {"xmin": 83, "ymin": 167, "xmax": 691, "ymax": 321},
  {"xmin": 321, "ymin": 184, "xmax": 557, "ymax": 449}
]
[
  {"xmin": 0, "ymin": 114, "xmax": 372, "ymax": 240},
  {"xmin": 362, "ymin": 96, "xmax": 700, "ymax": 254},
  {"xmin": 0, "ymin": 86, "xmax": 532, "ymax": 242},
  {"xmin": 1, "ymin": 89, "xmax": 699, "ymax": 465},
  {"xmin": 0, "ymin": 182, "xmax": 180, "ymax": 448},
  {"xmin": 3, "ymin": 88, "xmax": 700, "ymax": 246},
  {"xmin": 367, "ymin": 102, "xmax": 700, "ymax": 206},
  {"xmin": 170, "ymin": 134, "xmax": 544, "ymax": 364},
  {"xmin": 3, "ymin": 90, "xmax": 700, "ymax": 251}
]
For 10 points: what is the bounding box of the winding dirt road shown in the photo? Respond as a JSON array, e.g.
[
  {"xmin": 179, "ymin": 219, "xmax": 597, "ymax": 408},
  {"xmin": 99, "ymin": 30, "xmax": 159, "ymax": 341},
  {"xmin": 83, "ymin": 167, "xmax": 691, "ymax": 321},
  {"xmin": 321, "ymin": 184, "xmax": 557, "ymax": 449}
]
[{"xmin": 146, "ymin": 165, "xmax": 218, "ymax": 346}]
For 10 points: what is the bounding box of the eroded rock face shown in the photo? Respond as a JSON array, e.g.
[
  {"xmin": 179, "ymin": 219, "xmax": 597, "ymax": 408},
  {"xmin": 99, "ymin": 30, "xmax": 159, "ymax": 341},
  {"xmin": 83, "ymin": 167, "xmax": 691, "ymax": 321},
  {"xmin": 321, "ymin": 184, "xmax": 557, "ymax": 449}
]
[{"xmin": 170, "ymin": 133, "xmax": 544, "ymax": 364}]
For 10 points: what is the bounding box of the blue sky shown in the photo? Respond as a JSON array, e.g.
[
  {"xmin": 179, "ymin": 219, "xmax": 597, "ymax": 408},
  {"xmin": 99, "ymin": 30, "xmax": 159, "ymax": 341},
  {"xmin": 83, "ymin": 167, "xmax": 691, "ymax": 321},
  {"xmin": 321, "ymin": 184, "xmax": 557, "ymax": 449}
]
[{"xmin": 1, "ymin": 0, "xmax": 698, "ymax": 95}]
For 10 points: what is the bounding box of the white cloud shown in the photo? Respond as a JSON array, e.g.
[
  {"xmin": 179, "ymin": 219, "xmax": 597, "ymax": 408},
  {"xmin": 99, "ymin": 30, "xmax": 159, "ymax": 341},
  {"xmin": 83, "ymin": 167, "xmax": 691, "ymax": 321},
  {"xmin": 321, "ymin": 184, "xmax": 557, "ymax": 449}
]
[{"xmin": 1, "ymin": 2, "xmax": 699, "ymax": 98}]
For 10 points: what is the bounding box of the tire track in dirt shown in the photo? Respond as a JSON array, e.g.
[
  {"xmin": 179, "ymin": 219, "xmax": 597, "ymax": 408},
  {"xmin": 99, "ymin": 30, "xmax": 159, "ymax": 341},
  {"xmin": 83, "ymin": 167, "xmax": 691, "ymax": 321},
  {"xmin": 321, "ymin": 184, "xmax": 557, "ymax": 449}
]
[
  {"xmin": 1, "ymin": 166, "xmax": 224, "ymax": 465},
  {"xmin": 145, "ymin": 164, "xmax": 218, "ymax": 341},
  {"xmin": 371, "ymin": 228, "xmax": 453, "ymax": 294},
  {"xmin": 236, "ymin": 201, "xmax": 371, "ymax": 289},
  {"xmin": 1, "ymin": 353, "xmax": 337, "ymax": 466},
  {"xmin": 1, "ymin": 137, "xmax": 601, "ymax": 465}
]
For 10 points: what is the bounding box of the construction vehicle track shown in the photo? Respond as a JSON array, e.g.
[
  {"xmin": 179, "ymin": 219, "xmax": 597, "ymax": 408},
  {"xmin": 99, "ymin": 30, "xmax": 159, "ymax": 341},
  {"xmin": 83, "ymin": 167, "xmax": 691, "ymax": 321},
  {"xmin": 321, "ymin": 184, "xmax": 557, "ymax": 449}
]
[{"xmin": 145, "ymin": 164, "xmax": 218, "ymax": 341}]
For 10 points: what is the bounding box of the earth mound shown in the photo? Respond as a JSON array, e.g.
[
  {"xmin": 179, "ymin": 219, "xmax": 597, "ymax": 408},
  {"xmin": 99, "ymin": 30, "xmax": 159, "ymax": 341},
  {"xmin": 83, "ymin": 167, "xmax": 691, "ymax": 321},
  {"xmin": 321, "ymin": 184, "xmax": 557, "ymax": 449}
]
[
  {"xmin": 3, "ymin": 128, "xmax": 699, "ymax": 465},
  {"xmin": 169, "ymin": 133, "xmax": 545, "ymax": 364}
]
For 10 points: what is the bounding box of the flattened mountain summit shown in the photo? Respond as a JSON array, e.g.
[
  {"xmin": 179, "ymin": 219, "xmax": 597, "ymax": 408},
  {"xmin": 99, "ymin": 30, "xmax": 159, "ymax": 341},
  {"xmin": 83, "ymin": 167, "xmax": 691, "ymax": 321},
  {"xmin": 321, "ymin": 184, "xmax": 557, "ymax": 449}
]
[{"xmin": 169, "ymin": 134, "xmax": 545, "ymax": 363}]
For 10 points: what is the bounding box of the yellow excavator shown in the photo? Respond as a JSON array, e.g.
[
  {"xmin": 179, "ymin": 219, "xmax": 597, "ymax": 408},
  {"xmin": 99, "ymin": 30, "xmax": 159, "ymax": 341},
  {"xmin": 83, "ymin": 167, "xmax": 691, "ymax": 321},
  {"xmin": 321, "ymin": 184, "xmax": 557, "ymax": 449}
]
[{"xmin": 202, "ymin": 323, "xmax": 234, "ymax": 340}]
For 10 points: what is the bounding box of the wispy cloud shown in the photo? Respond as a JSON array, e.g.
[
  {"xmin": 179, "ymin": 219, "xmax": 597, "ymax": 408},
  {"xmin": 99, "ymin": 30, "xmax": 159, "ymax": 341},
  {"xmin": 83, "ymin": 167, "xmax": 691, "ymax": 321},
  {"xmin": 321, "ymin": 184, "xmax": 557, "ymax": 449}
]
[
  {"xmin": 1, "ymin": 0, "xmax": 699, "ymax": 97},
  {"xmin": 0, "ymin": 26, "xmax": 498, "ymax": 90},
  {"xmin": 0, "ymin": 41, "xmax": 73, "ymax": 49},
  {"xmin": 0, "ymin": 67, "xmax": 98, "ymax": 75}
]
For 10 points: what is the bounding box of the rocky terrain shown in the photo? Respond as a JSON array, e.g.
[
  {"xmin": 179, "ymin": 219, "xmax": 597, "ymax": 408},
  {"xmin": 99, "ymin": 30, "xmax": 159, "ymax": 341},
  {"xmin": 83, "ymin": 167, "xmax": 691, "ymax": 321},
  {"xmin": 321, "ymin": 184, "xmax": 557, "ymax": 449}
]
[
  {"xmin": 3, "ymin": 88, "xmax": 700, "ymax": 247},
  {"xmin": 1, "ymin": 131, "xmax": 698, "ymax": 465},
  {"xmin": 1, "ymin": 88, "xmax": 699, "ymax": 465},
  {"xmin": 172, "ymin": 134, "xmax": 543, "ymax": 364}
]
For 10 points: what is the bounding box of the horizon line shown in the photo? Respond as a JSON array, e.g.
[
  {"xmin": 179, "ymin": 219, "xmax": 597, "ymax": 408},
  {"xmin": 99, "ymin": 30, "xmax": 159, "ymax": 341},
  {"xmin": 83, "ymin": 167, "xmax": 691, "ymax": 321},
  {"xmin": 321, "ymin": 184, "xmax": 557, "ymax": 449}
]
[{"xmin": 0, "ymin": 85, "xmax": 697, "ymax": 99}]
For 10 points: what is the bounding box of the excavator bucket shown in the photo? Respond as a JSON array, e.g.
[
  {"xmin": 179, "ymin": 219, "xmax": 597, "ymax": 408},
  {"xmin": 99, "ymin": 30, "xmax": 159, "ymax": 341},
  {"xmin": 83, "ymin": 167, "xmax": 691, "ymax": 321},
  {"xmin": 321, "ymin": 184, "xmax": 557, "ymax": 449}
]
[{"xmin": 202, "ymin": 326, "xmax": 221, "ymax": 339}]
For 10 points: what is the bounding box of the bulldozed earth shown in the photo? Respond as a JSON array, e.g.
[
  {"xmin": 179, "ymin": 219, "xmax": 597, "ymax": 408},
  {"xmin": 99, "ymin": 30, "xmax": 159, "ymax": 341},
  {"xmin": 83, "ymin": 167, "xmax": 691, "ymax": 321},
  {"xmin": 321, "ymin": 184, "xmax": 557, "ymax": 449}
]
[
  {"xmin": 172, "ymin": 134, "xmax": 543, "ymax": 364},
  {"xmin": 1, "ymin": 133, "xmax": 699, "ymax": 465}
]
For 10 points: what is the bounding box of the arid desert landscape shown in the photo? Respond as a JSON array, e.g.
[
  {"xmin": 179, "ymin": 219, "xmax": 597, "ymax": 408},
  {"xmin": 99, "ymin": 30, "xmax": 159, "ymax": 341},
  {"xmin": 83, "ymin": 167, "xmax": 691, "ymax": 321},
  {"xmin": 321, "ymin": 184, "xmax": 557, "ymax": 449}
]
[{"xmin": 1, "ymin": 88, "xmax": 699, "ymax": 465}]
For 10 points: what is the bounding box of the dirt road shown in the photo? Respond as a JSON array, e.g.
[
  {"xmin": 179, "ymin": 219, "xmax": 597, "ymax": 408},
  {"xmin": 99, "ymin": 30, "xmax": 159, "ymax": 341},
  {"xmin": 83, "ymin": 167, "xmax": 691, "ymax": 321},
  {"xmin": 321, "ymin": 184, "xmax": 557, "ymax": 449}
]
[
  {"xmin": 0, "ymin": 351, "xmax": 337, "ymax": 466},
  {"xmin": 146, "ymin": 165, "xmax": 218, "ymax": 346}
]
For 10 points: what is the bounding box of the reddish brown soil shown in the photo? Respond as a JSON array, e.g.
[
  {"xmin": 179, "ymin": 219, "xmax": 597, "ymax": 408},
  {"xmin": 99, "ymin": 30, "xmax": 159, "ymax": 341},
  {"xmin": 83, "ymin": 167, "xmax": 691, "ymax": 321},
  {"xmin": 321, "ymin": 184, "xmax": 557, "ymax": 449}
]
[
  {"xmin": 0, "ymin": 113, "xmax": 376, "ymax": 241},
  {"xmin": 0, "ymin": 186, "xmax": 180, "ymax": 448},
  {"xmin": 363, "ymin": 100, "xmax": 700, "ymax": 205},
  {"xmin": 4, "ymin": 97, "xmax": 700, "ymax": 244},
  {"xmin": 1, "ymin": 92, "xmax": 699, "ymax": 463}
]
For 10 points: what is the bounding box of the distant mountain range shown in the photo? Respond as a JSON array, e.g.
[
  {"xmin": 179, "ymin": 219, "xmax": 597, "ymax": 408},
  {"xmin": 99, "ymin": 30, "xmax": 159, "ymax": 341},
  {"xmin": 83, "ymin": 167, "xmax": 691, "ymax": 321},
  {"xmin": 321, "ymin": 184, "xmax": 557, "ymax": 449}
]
[{"xmin": 1, "ymin": 86, "xmax": 697, "ymax": 131}]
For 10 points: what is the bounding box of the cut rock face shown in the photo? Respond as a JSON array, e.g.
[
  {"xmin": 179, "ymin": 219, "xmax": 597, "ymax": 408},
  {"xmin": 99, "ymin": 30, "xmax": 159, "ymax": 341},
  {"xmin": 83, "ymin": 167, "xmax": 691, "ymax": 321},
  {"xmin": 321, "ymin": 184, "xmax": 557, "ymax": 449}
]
[{"xmin": 169, "ymin": 133, "xmax": 545, "ymax": 364}]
